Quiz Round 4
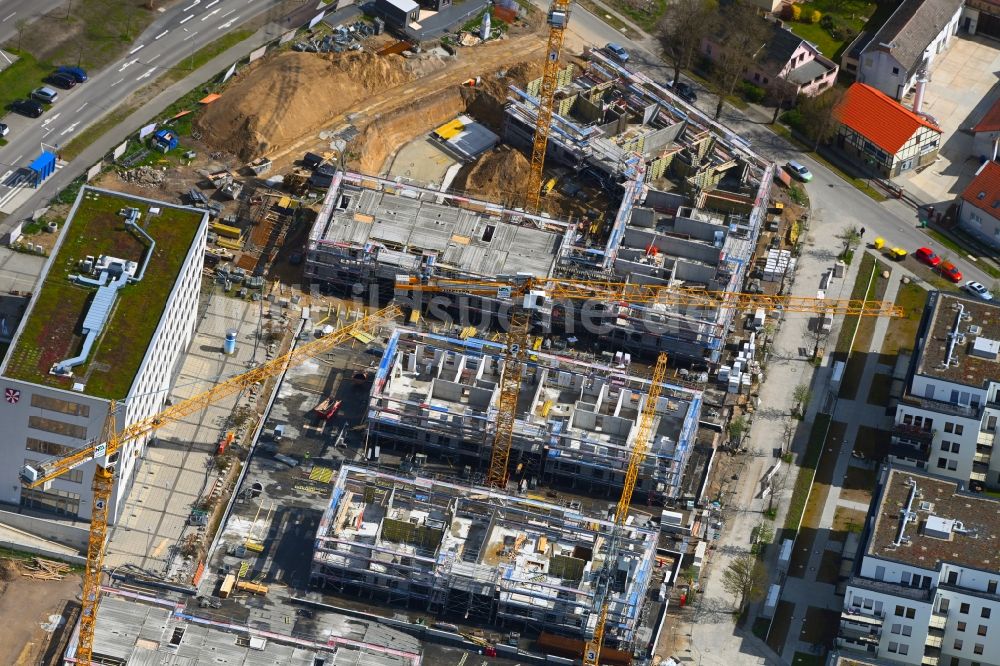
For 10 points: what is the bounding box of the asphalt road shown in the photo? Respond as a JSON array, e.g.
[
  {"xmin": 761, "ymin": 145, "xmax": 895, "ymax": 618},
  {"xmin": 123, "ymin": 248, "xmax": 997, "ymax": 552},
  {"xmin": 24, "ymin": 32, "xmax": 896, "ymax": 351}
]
[
  {"xmin": 0, "ymin": 0, "xmax": 69, "ymax": 44},
  {"xmin": 0, "ymin": 0, "xmax": 286, "ymax": 219},
  {"xmin": 539, "ymin": 0, "xmax": 995, "ymax": 288}
]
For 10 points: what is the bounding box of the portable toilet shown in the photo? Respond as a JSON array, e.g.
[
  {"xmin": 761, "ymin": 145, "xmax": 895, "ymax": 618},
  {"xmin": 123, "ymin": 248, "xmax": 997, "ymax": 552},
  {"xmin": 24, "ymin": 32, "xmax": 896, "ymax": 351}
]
[{"xmin": 151, "ymin": 129, "xmax": 179, "ymax": 153}]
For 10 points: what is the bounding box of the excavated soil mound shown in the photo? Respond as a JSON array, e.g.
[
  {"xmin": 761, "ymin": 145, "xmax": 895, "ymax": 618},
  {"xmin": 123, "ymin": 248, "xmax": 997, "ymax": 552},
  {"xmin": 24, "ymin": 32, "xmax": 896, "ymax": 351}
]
[
  {"xmin": 458, "ymin": 145, "xmax": 532, "ymax": 207},
  {"xmin": 196, "ymin": 51, "xmax": 412, "ymax": 161}
]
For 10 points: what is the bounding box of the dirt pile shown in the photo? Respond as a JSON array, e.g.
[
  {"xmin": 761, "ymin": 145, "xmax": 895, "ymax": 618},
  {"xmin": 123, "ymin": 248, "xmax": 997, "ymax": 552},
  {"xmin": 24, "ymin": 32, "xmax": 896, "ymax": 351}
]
[
  {"xmin": 196, "ymin": 51, "xmax": 414, "ymax": 161},
  {"xmin": 458, "ymin": 145, "xmax": 532, "ymax": 206},
  {"xmin": 463, "ymin": 61, "xmax": 543, "ymax": 129}
]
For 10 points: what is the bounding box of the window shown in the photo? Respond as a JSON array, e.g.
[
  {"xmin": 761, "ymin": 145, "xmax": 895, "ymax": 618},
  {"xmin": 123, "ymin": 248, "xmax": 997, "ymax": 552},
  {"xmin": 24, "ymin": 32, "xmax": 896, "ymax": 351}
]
[
  {"xmin": 989, "ymin": 580, "xmax": 997, "ymax": 594},
  {"xmin": 27, "ymin": 416, "xmax": 88, "ymax": 439},
  {"xmin": 938, "ymin": 457, "xmax": 948, "ymax": 469},
  {"xmin": 955, "ymin": 639, "xmax": 964, "ymax": 650},
  {"xmin": 974, "ymin": 644, "xmax": 984, "ymax": 655},
  {"xmin": 24, "ymin": 459, "xmax": 81, "ymax": 484},
  {"xmin": 904, "ymin": 414, "xmax": 914, "ymax": 425},
  {"xmin": 30, "ymin": 394, "xmax": 90, "ymax": 417},
  {"xmin": 978, "ymin": 625, "xmax": 987, "ymax": 636},
  {"xmin": 941, "ymin": 598, "xmax": 951, "ymax": 612},
  {"xmin": 906, "ymin": 607, "xmax": 916, "ymax": 619},
  {"xmin": 962, "ymin": 603, "xmax": 971, "ymax": 614},
  {"xmin": 956, "ymin": 424, "xmax": 965, "ymax": 435},
  {"xmin": 951, "ymin": 659, "xmax": 961, "ymax": 666},
  {"xmin": 982, "ymin": 608, "xmax": 991, "ymax": 619},
  {"xmin": 20, "ymin": 487, "xmax": 80, "ymax": 516},
  {"xmin": 952, "ymin": 443, "xmax": 960, "ymax": 454},
  {"xmin": 896, "ymin": 605, "xmax": 905, "ymax": 616},
  {"xmin": 946, "ymin": 422, "xmax": 955, "ymax": 433},
  {"xmin": 899, "ymin": 644, "xmax": 909, "ymax": 656},
  {"xmin": 891, "ymin": 623, "xmax": 902, "ymax": 634},
  {"xmin": 888, "ymin": 641, "xmax": 900, "ymax": 653},
  {"xmin": 948, "ymin": 460, "xmax": 958, "ymax": 471},
  {"xmin": 903, "ymin": 625, "xmax": 912, "ymax": 636},
  {"xmin": 892, "ymin": 66, "xmax": 900, "ymax": 74},
  {"xmin": 25, "ymin": 437, "xmax": 76, "ymax": 457},
  {"xmin": 959, "ymin": 622, "xmax": 967, "ymax": 631}
]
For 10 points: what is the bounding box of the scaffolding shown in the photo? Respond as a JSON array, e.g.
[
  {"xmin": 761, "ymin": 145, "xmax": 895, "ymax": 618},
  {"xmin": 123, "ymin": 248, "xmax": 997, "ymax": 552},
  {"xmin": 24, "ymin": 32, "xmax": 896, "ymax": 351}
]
[
  {"xmin": 311, "ymin": 466, "xmax": 657, "ymax": 649},
  {"xmin": 366, "ymin": 329, "xmax": 702, "ymax": 500}
]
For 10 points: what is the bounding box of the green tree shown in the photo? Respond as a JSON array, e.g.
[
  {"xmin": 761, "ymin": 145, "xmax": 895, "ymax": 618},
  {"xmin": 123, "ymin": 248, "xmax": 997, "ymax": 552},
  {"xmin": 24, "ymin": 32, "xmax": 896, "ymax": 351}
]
[
  {"xmin": 838, "ymin": 224, "xmax": 862, "ymax": 259},
  {"xmin": 797, "ymin": 85, "xmax": 846, "ymax": 150},
  {"xmin": 792, "ymin": 384, "xmax": 812, "ymax": 416},
  {"xmin": 721, "ymin": 553, "xmax": 768, "ymax": 611},
  {"xmin": 706, "ymin": 1, "xmax": 770, "ymax": 120},
  {"xmin": 657, "ymin": 0, "xmax": 717, "ymax": 92},
  {"xmin": 728, "ymin": 414, "xmax": 749, "ymax": 444}
]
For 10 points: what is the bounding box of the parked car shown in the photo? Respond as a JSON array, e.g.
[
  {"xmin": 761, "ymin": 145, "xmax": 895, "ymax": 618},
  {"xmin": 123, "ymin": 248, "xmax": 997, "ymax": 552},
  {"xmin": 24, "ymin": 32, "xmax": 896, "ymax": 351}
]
[
  {"xmin": 56, "ymin": 65, "xmax": 88, "ymax": 83},
  {"xmin": 46, "ymin": 72, "xmax": 77, "ymax": 89},
  {"xmin": 938, "ymin": 262, "xmax": 962, "ymax": 283},
  {"xmin": 604, "ymin": 43, "xmax": 629, "ymax": 62},
  {"xmin": 963, "ymin": 281, "xmax": 994, "ymax": 301},
  {"xmin": 0, "ymin": 123, "xmax": 8, "ymax": 137},
  {"xmin": 30, "ymin": 87, "xmax": 58, "ymax": 104},
  {"xmin": 785, "ymin": 160, "xmax": 813, "ymax": 182},
  {"xmin": 668, "ymin": 80, "xmax": 697, "ymax": 103},
  {"xmin": 10, "ymin": 99, "xmax": 43, "ymax": 118},
  {"xmin": 914, "ymin": 246, "xmax": 941, "ymax": 267},
  {"xmin": 887, "ymin": 247, "xmax": 908, "ymax": 261}
]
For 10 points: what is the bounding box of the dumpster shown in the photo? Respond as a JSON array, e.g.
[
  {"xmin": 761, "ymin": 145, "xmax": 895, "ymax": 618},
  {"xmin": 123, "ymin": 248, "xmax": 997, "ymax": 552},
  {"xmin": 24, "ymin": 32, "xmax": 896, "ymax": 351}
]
[{"xmin": 873, "ymin": 237, "xmax": 885, "ymax": 250}]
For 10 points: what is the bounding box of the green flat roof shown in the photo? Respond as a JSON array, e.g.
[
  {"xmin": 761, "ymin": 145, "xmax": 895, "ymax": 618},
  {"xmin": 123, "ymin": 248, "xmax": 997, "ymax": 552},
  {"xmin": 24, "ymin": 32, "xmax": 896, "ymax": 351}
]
[{"xmin": 2, "ymin": 188, "xmax": 205, "ymax": 400}]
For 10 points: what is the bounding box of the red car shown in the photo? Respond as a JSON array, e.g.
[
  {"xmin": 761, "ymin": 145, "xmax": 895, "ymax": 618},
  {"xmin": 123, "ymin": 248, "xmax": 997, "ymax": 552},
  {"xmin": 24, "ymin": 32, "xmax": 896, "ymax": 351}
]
[
  {"xmin": 939, "ymin": 262, "xmax": 962, "ymax": 283},
  {"xmin": 914, "ymin": 247, "xmax": 941, "ymax": 267}
]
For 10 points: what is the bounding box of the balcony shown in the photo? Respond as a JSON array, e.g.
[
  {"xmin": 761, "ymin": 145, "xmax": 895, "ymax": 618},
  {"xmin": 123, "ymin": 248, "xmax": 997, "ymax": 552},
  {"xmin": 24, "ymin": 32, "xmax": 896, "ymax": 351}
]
[
  {"xmin": 928, "ymin": 612, "xmax": 947, "ymax": 629},
  {"xmin": 922, "ymin": 646, "xmax": 941, "ymax": 666},
  {"xmin": 979, "ymin": 430, "xmax": 995, "ymax": 447},
  {"xmin": 902, "ymin": 393, "xmax": 982, "ymax": 419},
  {"xmin": 975, "ymin": 451, "xmax": 991, "ymax": 465},
  {"xmin": 925, "ymin": 630, "xmax": 943, "ymax": 648},
  {"xmin": 892, "ymin": 422, "xmax": 934, "ymax": 443}
]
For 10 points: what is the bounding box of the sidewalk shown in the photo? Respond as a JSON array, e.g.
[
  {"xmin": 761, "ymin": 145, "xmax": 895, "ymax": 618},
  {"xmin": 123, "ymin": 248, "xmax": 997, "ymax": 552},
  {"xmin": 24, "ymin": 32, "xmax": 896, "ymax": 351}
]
[{"xmin": 6, "ymin": 22, "xmax": 287, "ymax": 224}]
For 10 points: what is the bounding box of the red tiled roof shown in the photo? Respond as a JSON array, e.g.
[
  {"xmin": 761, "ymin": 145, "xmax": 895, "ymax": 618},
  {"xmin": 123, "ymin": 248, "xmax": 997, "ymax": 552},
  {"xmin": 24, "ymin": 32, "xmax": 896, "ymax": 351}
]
[
  {"xmin": 961, "ymin": 161, "xmax": 1000, "ymax": 217},
  {"xmin": 973, "ymin": 97, "xmax": 1000, "ymax": 133},
  {"xmin": 834, "ymin": 83, "xmax": 941, "ymax": 154}
]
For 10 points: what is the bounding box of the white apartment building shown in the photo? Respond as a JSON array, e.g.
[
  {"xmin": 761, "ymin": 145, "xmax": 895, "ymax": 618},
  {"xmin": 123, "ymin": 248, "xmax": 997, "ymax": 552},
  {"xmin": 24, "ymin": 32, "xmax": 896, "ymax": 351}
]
[
  {"xmin": 838, "ymin": 467, "xmax": 1000, "ymax": 666},
  {"xmin": 0, "ymin": 187, "xmax": 207, "ymax": 528},
  {"xmin": 890, "ymin": 291, "xmax": 1000, "ymax": 490}
]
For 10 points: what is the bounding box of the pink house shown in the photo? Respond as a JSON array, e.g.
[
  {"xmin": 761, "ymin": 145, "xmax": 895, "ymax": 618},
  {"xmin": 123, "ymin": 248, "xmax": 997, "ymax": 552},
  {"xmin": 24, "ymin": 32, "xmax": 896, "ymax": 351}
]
[{"xmin": 702, "ymin": 21, "xmax": 839, "ymax": 97}]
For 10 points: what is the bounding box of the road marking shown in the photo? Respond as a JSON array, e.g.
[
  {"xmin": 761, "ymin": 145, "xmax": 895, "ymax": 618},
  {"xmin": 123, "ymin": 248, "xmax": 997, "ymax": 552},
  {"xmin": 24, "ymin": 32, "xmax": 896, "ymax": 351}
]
[
  {"xmin": 222, "ymin": 8, "xmax": 235, "ymax": 17},
  {"xmin": 201, "ymin": 8, "xmax": 220, "ymax": 20},
  {"xmin": 147, "ymin": 53, "xmax": 161, "ymax": 63},
  {"xmin": 76, "ymin": 102, "xmax": 88, "ymax": 112},
  {"xmin": 129, "ymin": 44, "xmax": 145, "ymax": 55},
  {"xmin": 12, "ymin": 155, "xmax": 22, "ymax": 164},
  {"xmin": 155, "ymin": 29, "xmax": 169, "ymax": 39},
  {"xmin": 182, "ymin": 0, "xmax": 201, "ymax": 9},
  {"xmin": 183, "ymin": 30, "xmax": 199, "ymax": 41},
  {"xmin": 41, "ymin": 113, "xmax": 61, "ymax": 126},
  {"xmin": 206, "ymin": 0, "xmax": 220, "ymax": 6},
  {"xmin": 1, "ymin": 12, "xmax": 15, "ymax": 22},
  {"xmin": 219, "ymin": 15, "xmax": 239, "ymax": 28},
  {"xmin": 0, "ymin": 170, "xmax": 11, "ymax": 182},
  {"xmin": 59, "ymin": 122, "xmax": 80, "ymax": 136},
  {"xmin": 42, "ymin": 128, "xmax": 53, "ymax": 137},
  {"xmin": 111, "ymin": 78, "xmax": 125, "ymax": 87},
  {"xmin": 179, "ymin": 13, "xmax": 194, "ymax": 24},
  {"xmin": 118, "ymin": 58, "xmax": 139, "ymax": 71},
  {"xmin": 136, "ymin": 68, "xmax": 156, "ymax": 81}
]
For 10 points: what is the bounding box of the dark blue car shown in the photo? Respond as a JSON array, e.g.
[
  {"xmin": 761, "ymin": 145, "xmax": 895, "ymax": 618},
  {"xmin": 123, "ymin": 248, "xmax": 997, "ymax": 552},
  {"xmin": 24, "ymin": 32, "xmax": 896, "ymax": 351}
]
[{"xmin": 57, "ymin": 66, "xmax": 88, "ymax": 83}]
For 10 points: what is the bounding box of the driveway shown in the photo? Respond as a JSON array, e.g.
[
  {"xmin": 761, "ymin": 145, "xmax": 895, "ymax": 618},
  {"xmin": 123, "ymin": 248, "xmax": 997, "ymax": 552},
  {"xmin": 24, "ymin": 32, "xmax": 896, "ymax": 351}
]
[{"xmin": 897, "ymin": 35, "xmax": 1000, "ymax": 203}]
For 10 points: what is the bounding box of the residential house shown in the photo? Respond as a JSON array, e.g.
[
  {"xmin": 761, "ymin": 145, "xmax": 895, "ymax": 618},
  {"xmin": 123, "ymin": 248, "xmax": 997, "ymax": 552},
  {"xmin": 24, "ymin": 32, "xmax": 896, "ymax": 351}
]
[
  {"xmin": 702, "ymin": 21, "xmax": 838, "ymax": 98},
  {"xmin": 837, "ymin": 467, "xmax": 1000, "ymax": 666},
  {"xmin": 957, "ymin": 160, "xmax": 1000, "ymax": 250},
  {"xmin": 833, "ymin": 82, "xmax": 942, "ymax": 177},
  {"xmin": 842, "ymin": 0, "xmax": 963, "ymax": 100},
  {"xmin": 888, "ymin": 290, "xmax": 1000, "ymax": 489},
  {"xmin": 972, "ymin": 97, "xmax": 1000, "ymax": 162},
  {"xmin": 962, "ymin": 0, "xmax": 1000, "ymax": 40}
]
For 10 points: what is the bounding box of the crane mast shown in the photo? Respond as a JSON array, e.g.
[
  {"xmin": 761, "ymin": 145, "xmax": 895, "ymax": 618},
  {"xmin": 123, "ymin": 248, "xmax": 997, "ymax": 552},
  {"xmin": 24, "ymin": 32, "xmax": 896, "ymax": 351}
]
[
  {"xmin": 526, "ymin": 0, "xmax": 571, "ymax": 213},
  {"xmin": 21, "ymin": 305, "xmax": 400, "ymax": 664},
  {"xmin": 584, "ymin": 352, "xmax": 668, "ymax": 665}
]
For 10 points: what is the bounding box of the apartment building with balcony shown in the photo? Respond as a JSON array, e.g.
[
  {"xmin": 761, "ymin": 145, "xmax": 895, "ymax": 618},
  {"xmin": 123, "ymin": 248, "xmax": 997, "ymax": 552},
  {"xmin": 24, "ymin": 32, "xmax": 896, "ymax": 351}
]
[
  {"xmin": 889, "ymin": 291, "xmax": 1000, "ymax": 490},
  {"xmin": 838, "ymin": 467, "xmax": 1000, "ymax": 666}
]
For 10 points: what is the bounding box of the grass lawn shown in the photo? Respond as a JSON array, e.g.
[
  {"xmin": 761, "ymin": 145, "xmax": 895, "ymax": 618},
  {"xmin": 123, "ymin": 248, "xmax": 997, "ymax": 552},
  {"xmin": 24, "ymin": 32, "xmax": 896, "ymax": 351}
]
[
  {"xmin": 834, "ymin": 253, "xmax": 877, "ymax": 355},
  {"xmin": 817, "ymin": 549, "xmax": 841, "ymax": 584},
  {"xmin": 0, "ymin": 51, "xmax": 51, "ymax": 117},
  {"xmin": 786, "ymin": 0, "xmax": 874, "ymax": 59},
  {"xmin": 879, "ymin": 281, "xmax": 928, "ymax": 357},
  {"xmin": 608, "ymin": 0, "xmax": 668, "ymax": 32},
  {"xmin": 842, "ymin": 465, "xmax": 878, "ymax": 503},
  {"xmin": 5, "ymin": 189, "xmax": 203, "ymax": 399},
  {"xmin": 768, "ymin": 600, "xmax": 795, "ymax": 655},
  {"xmin": 833, "ymin": 506, "xmax": 867, "ymax": 531},
  {"xmin": 853, "ymin": 425, "xmax": 891, "ymax": 462},
  {"xmin": 801, "ymin": 482, "xmax": 830, "ymax": 530},
  {"xmin": 784, "ymin": 413, "xmax": 833, "ymax": 533},
  {"xmin": 867, "ymin": 373, "xmax": 892, "ymax": 406}
]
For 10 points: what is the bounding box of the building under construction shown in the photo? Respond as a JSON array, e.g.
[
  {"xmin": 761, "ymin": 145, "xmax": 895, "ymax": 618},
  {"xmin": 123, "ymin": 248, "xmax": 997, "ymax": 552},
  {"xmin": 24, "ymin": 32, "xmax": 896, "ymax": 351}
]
[
  {"xmin": 310, "ymin": 465, "xmax": 658, "ymax": 650},
  {"xmin": 367, "ymin": 328, "xmax": 701, "ymax": 500}
]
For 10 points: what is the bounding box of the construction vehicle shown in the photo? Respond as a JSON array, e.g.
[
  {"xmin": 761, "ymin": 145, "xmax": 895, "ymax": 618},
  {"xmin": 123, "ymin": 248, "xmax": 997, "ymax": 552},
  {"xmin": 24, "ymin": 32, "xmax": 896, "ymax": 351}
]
[
  {"xmin": 18, "ymin": 305, "xmax": 400, "ymax": 664},
  {"xmin": 313, "ymin": 396, "xmax": 343, "ymax": 421},
  {"xmin": 20, "ymin": 268, "xmax": 902, "ymax": 663},
  {"xmin": 525, "ymin": 0, "xmax": 571, "ymax": 212}
]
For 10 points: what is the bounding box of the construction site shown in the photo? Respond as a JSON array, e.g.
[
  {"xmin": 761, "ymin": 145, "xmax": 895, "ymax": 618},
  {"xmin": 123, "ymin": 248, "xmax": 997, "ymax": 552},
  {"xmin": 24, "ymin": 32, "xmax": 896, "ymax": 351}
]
[{"xmin": 0, "ymin": 2, "xmax": 823, "ymax": 665}]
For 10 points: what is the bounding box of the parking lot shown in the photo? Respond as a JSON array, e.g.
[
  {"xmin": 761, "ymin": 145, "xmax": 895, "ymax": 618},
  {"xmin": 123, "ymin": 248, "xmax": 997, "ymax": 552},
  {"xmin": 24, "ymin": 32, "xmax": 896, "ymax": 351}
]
[{"xmin": 898, "ymin": 34, "xmax": 1000, "ymax": 203}]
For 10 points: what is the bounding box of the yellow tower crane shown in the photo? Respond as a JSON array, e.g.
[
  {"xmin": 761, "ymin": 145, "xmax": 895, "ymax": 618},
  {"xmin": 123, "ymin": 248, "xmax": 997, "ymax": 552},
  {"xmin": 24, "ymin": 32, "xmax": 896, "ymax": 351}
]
[
  {"xmin": 525, "ymin": 0, "xmax": 571, "ymax": 213},
  {"xmin": 395, "ymin": 275, "xmax": 903, "ymax": 490},
  {"xmin": 19, "ymin": 305, "xmax": 401, "ymax": 665}
]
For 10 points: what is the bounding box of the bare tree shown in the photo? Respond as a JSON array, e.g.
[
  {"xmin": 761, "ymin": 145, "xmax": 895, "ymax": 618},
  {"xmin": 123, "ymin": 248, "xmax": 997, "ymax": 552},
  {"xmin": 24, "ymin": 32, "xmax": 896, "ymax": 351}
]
[
  {"xmin": 768, "ymin": 79, "xmax": 796, "ymax": 124},
  {"xmin": 14, "ymin": 19, "xmax": 28, "ymax": 51},
  {"xmin": 797, "ymin": 85, "xmax": 846, "ymax": 150},
  {"xmin": 705, "ymin": 1, "xmax": 769, "ymax": 120},
  {"xmin": 657, "ymin": 0, "xmax": 716, "ymax": 90},
  {"xmin": 721, "ymin": 553, "xmax": 768, "ymax": 611}
]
